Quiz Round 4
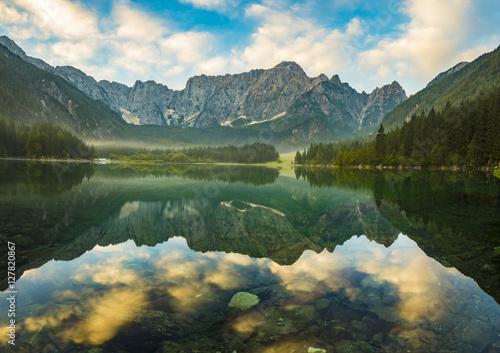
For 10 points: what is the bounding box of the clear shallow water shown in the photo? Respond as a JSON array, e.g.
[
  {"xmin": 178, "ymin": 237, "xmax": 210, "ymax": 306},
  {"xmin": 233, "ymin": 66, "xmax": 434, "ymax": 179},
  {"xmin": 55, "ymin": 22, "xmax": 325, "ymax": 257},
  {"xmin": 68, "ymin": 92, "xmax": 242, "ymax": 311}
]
[{"xmin": 1, "ymin": 161, "xmax": 500, "ymax": 352}]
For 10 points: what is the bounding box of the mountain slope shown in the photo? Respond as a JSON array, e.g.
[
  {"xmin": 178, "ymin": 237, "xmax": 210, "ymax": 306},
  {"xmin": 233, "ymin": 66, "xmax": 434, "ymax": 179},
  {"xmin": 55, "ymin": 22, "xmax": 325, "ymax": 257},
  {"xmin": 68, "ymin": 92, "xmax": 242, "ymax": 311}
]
[
  {"xmin": 382, "ymin": 45, "xmax": 500, "ymax": 131},
  {"xmin": 426, "ymin": 61, "xmax": 469, "ymax": 87},
  {"xmin": 0, "ymin": 43, "xmax": 127, "ymax": 139}
]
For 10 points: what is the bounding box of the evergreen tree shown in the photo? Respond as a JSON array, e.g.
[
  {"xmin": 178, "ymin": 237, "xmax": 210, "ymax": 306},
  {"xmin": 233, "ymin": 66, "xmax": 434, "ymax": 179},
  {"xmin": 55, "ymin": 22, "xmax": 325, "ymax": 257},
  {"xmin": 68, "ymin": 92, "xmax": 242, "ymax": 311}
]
[
  {"xmin": 298, "ymin": 85, "xmax": 500, "ymax": 168},
  {"xmin": 375, "ymin": 124, "xmax": 386, "ymax": 164},
  {"xmin": 294, "ymin": 151, "xmax": 302, "ymax": 164}
]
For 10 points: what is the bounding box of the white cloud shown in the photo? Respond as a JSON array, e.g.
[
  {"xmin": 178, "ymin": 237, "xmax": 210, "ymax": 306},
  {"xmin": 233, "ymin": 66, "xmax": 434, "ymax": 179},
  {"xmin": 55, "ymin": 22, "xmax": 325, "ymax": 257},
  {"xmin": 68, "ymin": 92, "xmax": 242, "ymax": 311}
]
[
  {"xmin": 180, "ymin": 0, "xmax": 234, "ymax": 12},
  {"xmin": 78, "ymin": 64, "xmax": 118, "ymax": 83},
  {"xmin": 196, "ymin": 56, "xmax": 228, "ymax": 75},
  {"xmin": 50, "ymin": 40, "xmax": 97, "ymax": 63},
  {"xmin": 358, "ymin": 0, "xmax": 478, "ymax": 92},
  {"xmin": 112, "ymin": 1, "xmax": 167, "ymax": 42},
  {"xmin": 0, "ymin": 2, "xmax": 27, "ymax": 24},
  {"xmin": 109, "ymin": 41, "xmax": 160, "ymax": 78},
  {"xmin": 11, "ymin": 0, "xmax": 99, "ymax": 40},
  {"xmin": 238, "ymin": 0, "xmax": 498, "ymax": 94},
  {"xmin": 456, "ymin": 43, "xmax": 498, "ymax": 63},
  {"xmin": 240, "ymin": 4, "xmax": 362, "ymax": 77},
  {"xmin": 160, "ymin": 32, "xmax": 211, "ymax": 64}
]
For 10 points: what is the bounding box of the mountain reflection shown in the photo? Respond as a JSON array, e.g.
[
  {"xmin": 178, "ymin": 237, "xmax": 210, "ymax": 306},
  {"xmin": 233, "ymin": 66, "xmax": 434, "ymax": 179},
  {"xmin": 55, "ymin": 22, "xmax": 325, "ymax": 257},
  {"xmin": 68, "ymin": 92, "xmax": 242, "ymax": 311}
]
[
  {"xmin": 296, "ymin": 167, "xmax": 500, "ymax": 302},
  {"xmin": 6, "ymin": 236, "xmax": 500, "ymax": 353}
]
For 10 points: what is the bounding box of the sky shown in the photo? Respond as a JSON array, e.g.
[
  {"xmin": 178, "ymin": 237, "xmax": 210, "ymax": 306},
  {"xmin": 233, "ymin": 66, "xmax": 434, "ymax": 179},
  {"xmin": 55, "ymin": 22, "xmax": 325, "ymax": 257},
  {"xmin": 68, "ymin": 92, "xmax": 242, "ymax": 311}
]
[{"xmin": 0, "ymin": 0, "xmax": 498, "ymax": 94}]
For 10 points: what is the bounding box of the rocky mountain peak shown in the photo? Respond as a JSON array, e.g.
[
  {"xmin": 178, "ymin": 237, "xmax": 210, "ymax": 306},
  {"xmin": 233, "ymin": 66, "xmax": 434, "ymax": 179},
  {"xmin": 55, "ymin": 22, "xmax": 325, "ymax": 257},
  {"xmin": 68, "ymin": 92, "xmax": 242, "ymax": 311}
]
[
  {"xmin": 330, "ymin": 74, "xmax": 342, "ymax": 85},
  {"xmin": 390, "ymin": 81, "xmax": 403, "ymax": 89},
  {"xmin": 0, "ymin": 35, "xmax": 27, "ymax": 58},
  {"xmin": 274, "ymin": 61, "xmax": 303, "ymax": 71}
]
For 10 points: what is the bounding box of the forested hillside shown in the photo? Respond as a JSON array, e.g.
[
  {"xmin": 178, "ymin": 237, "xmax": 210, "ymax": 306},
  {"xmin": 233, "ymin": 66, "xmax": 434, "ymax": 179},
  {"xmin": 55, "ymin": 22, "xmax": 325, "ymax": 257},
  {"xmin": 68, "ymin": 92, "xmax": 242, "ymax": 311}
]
[
  {"xmin": 382, "ymin": 46, "xmax": 500, "ymax": 131},
  {"xmin": 296, "ymin": 86, "xmax": 500, "ymax": 167},
  {"xmin": 0, "ymin": 121, "xmax": 95, "ymax": 159}
]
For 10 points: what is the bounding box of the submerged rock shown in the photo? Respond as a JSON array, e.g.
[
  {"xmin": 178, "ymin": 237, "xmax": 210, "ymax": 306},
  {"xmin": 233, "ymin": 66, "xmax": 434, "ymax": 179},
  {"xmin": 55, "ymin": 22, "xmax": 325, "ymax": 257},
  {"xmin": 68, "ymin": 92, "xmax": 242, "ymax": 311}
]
[
  {"xmin": 315, "ymin": 298, "xmax": 331, "ymax": 311},
  {"xmin": 228, "ymin": 292, "xmax": 260, "ymax": 311},
  {"xmin": 308, "ymin": 347, "xmax": 326, "ymax": 353}
]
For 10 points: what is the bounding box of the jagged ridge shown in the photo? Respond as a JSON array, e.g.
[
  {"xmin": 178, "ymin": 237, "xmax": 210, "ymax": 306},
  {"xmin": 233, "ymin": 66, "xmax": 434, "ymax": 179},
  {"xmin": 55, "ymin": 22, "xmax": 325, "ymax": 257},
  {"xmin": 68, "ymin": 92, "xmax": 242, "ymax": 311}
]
[{"xmin": 0, "ymin": 36, "xmax": 406, "ymax": 141}]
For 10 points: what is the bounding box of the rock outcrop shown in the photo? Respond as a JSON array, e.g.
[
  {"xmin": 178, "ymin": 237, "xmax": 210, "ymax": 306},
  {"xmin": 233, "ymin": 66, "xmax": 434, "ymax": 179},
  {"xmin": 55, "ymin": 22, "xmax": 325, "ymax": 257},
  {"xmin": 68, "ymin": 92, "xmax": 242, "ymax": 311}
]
[{"xmin": 283, "ymin": 77, "xmax": 406, "ymax": 138}]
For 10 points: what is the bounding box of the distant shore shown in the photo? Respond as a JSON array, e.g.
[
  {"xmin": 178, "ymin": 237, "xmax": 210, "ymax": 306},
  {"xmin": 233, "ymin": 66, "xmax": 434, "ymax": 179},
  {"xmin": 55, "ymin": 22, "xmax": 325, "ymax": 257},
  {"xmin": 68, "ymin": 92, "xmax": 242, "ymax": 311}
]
[
  {"xmin": 0, "ymin": 157, "xmax": 93, "ymax": 163},
  {"xmin": 3, "ymin": 157, "xmax": 497, "ymax": 177}
]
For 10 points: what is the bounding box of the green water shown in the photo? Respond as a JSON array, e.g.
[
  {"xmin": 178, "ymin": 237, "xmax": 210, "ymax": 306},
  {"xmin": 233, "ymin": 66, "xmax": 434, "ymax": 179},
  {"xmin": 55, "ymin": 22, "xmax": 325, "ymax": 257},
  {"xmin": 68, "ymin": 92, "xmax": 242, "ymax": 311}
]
[{"xmin": 1, "ymin": 161, "xmax": 500, "ymax": 353}]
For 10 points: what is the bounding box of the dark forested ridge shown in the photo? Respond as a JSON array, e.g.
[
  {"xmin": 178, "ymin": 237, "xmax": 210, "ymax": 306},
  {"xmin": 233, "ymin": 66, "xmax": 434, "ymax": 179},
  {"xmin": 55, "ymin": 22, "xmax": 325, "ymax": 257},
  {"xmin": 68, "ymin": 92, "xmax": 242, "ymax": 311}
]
[
  {"xmin": 382, "ymin": 45, "xmax": 500, "ymax": 131},
  {"xmin": 0, "ymin": 42, "xmax": 127, "ymax": 139},
  {"xmin": 0, "ymin": 121, "xmax": 95, "ymax": 159},
  {"xmin": 296, "ymin": 86, "xmax": 500, "ymax": 168}
]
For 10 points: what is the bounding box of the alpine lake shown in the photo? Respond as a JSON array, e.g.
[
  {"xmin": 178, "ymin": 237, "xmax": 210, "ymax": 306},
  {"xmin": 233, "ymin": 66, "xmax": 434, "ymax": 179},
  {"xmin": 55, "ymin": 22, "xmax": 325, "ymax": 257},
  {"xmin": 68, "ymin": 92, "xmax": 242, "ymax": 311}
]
[{"xmin": 1, "ymin": 160, "xmax": 500, "ymax": 353}]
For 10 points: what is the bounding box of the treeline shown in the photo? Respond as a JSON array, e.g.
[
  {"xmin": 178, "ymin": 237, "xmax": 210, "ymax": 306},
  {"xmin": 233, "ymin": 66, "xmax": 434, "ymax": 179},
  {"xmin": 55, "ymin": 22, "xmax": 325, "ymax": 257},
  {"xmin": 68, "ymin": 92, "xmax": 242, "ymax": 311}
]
[
  {"xmin": 0, "ymin": 121, "xmax": 95, "ymax": 159},
  {"xmin": 109, "ymin": 143, "xmax": 280, "ymax": 164},
  {"xmin": 296, "ymin": 86, "xmax": 500, "ymax": 167}
]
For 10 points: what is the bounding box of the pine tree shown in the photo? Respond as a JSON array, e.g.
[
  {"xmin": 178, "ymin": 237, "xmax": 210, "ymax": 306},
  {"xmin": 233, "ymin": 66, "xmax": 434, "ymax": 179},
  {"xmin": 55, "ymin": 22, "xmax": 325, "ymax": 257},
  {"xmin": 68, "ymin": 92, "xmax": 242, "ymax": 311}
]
[
  {"xmin": 294, "ymin": 151, "xmax": 302, "ymax": 164},
  {"xmin": 375, "ymin": 124, "xmax": 386, "ymax": 164}
]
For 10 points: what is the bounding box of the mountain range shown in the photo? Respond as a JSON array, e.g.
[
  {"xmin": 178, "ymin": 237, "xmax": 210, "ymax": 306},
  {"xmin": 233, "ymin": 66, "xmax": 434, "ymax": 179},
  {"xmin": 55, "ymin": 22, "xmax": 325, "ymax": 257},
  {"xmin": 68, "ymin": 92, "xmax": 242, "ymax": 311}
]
[
  {"xmin": 0, "ymin": 36, "xmax": 406, "ymax": 146},
  {"xmin": 0, "ymin": 35, "xmax": 498, "ymax": 149}
]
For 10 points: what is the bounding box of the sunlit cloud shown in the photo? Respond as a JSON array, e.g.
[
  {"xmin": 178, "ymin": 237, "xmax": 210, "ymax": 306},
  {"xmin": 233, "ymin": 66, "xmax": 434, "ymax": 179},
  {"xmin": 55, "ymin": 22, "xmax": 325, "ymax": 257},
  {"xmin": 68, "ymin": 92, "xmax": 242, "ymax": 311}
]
[
  {"xmin": 239, "ymin": 4, "xmax": 361, "ymax": 76},
  {"xmin": 9, "ymin": 0, "xmax": 99, "ymax": 40},
  {"xmin": 231, "ymin": 310, "xmax": 264, "ymax": 335},
  {"xmin": 112, "ymin": 1, "xmax": 168, "ymax": 42},
  {"xmin": 24, "ymin": 287, "xmax": 147, "ymax": 345},
  {"xmin": 0, "ymin": 2, "xmax": 27, "ymax": 25},
  {"xmin": 0, "ymin": 0, "xmax": 497, "ymax": 93},
  {"xmin": 357, "ymin": 0, "xmax": 488, "ymax": 92},
  {"xmin": 267, "ymin": 235, "xmax": 466, "ymax": 322},
  {"xmin": 154, "ymin": 244, "xmax": 256, "ymax": 310},
  {"xmin": 63, "ymin": 288, "xmax": 146, "ymax": 345}
]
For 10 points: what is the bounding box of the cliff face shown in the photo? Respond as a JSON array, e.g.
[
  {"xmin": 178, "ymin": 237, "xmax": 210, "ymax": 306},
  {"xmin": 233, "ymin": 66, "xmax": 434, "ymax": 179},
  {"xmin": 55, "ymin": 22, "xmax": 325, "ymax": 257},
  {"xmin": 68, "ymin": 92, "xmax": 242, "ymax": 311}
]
[
  {"xmin": 183, "ymin": 62, "xmax": 330, "ymax": 128},
  {"xmin": 281, "ymin": 77, "xmax": 406, "ymax": 139},
  {"xmin": 361, "ymin": 81, "xmax": 407, "ymax": 130},
  {"xmin": 0, "ymin": 36, "xmax": 406, "ymax": 138},
  {"xmin": 53, "ymin": 61, "xmax": 404, "ymax": 133}
]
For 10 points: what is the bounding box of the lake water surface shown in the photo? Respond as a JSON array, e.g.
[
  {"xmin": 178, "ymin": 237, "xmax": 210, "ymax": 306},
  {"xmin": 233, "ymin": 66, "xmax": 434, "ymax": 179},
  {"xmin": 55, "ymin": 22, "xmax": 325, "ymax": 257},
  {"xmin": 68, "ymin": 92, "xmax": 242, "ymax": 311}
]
[{"xmin": 1, "ymin": 161, "xmax": 500, "ymax": 353}]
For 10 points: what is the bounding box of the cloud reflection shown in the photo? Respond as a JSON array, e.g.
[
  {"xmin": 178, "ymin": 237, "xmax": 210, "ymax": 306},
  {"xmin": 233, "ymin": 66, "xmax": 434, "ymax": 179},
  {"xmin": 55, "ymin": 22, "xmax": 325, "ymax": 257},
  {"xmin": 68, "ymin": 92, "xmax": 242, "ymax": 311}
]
[
  {"xmin": 267, "ymin": 234, "xmax": 465, "ymax": 322},
  {"xmin": 12, "ymin": 233, "xmax": 487, "ymax": 350},
  {"xmin": 23, "ymin": 288, "xmax": 146, "ymax": 346},
  {"xmin": 154, "ymin": 242, "xmax": 255, "ymax": 311},
  {"xmin": 63, "ymin": 288, "xmax": 146, "ymax": 345}
]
